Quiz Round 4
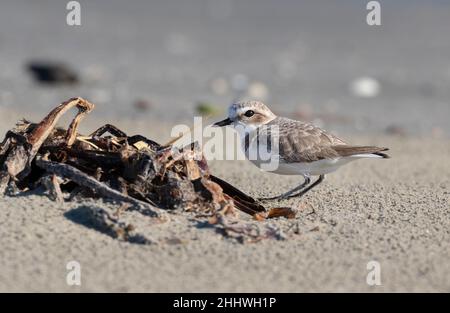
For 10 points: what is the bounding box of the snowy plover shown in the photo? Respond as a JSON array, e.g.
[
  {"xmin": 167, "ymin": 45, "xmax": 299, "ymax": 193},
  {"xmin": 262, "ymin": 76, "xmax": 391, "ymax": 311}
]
[{"xmin": 213, "ymin": 100, "xmax": 389, "ymax": 200}]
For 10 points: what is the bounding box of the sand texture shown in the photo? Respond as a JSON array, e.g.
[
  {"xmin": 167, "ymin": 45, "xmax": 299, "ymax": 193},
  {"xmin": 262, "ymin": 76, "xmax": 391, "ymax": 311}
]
[{"xmin": 0, "ymin": 136, "xmax": 449, "ymax": 292}]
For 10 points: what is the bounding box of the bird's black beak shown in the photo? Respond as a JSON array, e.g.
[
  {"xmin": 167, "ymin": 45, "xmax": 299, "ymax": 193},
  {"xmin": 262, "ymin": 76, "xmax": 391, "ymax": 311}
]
[{"xmin": 213, "ymin": 117, "xmax": 232, "ymax": 127}]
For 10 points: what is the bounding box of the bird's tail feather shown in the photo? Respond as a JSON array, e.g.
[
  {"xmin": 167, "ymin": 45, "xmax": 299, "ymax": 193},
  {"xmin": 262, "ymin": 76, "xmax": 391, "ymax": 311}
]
[{"xmin": 333, "ymin": 145, "xmax": 390, "ymax": 159}]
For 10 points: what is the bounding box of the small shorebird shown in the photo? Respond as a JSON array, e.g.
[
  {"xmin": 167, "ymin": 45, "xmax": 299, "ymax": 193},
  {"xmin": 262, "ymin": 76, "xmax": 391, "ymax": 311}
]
[{"xmin": 213, "ymin": 100, "xmax": 389, "ymax": 200}]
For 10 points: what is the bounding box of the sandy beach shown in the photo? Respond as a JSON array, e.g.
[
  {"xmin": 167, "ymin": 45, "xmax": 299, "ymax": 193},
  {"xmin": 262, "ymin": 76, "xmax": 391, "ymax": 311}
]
[
  {"xmin": 0, "ymin": 0, "xmax": 449, "ymax": 292},
  {"xmin": 0, "ymin": 132, "xmax": 449, "ymax": 292}
]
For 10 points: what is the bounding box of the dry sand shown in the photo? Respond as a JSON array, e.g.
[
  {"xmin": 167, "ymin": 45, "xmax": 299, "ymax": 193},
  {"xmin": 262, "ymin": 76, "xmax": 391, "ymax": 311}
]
[{"xmin": 0, "ymin": 134, "xmax": 449, "ymax": 292}]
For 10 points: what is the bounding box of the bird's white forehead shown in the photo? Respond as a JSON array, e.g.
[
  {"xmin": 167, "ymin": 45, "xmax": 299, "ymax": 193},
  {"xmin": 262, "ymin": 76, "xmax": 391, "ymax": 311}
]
[{"xmin": 228, "ymin": 100, "xmax": 268, "ymax": 118}]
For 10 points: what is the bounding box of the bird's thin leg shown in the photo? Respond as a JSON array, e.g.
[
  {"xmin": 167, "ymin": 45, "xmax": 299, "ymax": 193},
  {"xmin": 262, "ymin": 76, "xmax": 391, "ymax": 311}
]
[
  {"xmin": 259, "ymin": 176, "xmax": 311, "ymax": 201},
  {"xmin": 286, "ymin": 174, "xmax": 325, "ymax": 199}
]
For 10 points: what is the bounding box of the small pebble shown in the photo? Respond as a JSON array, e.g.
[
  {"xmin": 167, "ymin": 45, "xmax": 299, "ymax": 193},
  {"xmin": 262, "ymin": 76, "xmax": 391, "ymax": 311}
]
[
  {"xmin": 26, "ymin": 61, "xmax": 78, "ymax": 84},
  {"xmin": 350, "ymin": 76, "xmax": 380, "ymax": 98}
]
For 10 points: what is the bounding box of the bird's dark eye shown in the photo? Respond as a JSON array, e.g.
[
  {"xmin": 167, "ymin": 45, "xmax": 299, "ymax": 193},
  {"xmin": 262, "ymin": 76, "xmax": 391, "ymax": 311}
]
[{"xmin": 244, "ymin": 110, "xmax": 255, "ymax": 117}]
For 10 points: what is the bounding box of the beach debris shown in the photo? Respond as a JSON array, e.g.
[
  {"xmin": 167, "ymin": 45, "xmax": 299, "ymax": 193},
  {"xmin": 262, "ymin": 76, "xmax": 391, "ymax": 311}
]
[
  {"xmin": 0, "ymin": 97, "xmax": 295, "ymax": 244},
  {"xmin": 26, "ymin": 61, "xmax": 79, "ymax": 84}
]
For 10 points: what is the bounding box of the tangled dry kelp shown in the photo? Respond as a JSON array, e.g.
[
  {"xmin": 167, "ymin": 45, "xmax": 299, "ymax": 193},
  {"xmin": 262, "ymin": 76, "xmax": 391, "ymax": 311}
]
[{"xmin": 0, "ymin": 97, "xmax": 296, "ymax": 243}]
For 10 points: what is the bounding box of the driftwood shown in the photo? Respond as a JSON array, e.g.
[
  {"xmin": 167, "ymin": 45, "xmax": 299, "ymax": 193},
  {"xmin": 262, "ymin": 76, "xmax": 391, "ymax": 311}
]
[{"xmin": 0, "ymin": 97, "xmax": 296, "ymax": 243}]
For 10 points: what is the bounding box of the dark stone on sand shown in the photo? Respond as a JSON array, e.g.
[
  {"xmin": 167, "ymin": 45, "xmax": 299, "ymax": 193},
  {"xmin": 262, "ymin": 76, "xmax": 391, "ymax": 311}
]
[
  {"xmin": 133, "ymin": 99, "xmax": 152, "ymax": 112},
  {"xmin": 26, "ymin": 61, "xmax": 79, "ymax": 84}
]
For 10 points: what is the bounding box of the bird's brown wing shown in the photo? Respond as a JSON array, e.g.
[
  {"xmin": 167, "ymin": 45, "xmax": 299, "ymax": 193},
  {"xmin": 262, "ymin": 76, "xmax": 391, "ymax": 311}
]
[{"xmin": 265, "ymin": 117, "xmax": 347, "ymax": 163}]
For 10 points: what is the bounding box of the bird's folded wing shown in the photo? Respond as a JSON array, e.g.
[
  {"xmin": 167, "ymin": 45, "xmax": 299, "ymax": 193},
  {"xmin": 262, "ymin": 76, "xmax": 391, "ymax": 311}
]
[{"xmin": 265, "ymin": 118, "xmax": 347, "ymax": 163}]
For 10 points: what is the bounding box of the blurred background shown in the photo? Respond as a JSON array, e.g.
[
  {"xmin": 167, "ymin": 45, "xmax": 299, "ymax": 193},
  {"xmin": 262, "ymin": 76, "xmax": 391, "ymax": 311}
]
[{"xmin": 1, "ymin": 0, "xmax": 449, "ymax": 138}]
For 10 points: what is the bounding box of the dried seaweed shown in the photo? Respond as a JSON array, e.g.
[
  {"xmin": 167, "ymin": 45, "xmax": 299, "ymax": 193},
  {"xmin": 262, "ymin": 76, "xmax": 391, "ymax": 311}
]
[{"xmin": 0, "ymin": 97, "xmax": 296, "ymax": 243}]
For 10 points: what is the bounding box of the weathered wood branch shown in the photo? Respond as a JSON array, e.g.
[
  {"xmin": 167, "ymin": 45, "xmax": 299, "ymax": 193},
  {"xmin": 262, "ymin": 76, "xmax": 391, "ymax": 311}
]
[{"xmin": 35, "ymin": 156, "xmax": 167, "ymax": 219}]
